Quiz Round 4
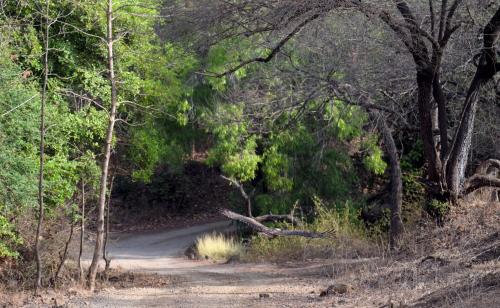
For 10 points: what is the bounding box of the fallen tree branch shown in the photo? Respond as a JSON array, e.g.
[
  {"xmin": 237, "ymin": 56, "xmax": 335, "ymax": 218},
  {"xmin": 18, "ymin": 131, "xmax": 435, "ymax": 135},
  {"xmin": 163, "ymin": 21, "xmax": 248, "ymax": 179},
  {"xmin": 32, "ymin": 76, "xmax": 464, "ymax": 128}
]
[
  {"xmin": 254, "ymin": 214, "xmax": 303, "ymax": 227},
  {"xmin": 475, "ymin": 159, "xmax": 500, "ymax": 175},
  {"xmin": 463, "ymin": 174, "xmax": 500, "ymax": 196},
  {"xmin": 219, "ymin": 208, "xmax": 332, "ymax": 238}
]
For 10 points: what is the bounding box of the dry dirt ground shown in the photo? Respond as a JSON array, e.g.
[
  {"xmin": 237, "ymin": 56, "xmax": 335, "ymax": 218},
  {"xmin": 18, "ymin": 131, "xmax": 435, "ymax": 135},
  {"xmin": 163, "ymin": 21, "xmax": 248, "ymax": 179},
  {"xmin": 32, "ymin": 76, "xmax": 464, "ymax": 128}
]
[{"xmin": 3, "ymin": 200, "xmax": 500, "ymax": 307}]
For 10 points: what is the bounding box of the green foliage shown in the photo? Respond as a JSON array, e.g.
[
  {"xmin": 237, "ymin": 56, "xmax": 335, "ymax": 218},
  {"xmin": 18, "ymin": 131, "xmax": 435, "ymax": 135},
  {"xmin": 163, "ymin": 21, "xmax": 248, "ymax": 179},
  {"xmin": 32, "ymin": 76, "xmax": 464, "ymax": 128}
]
[
  {"xmin": 426, "ymin": 199, "xmax": 450, "ymax": 221},
  {"xmin": 206, "ymin": 104, "xmax": 261, "ymax": 182},
  {"xmin": 262, "ymin": 145, "xmax": 293, "ymax": 192},
  {"xmin": 0, "ymin": 39, "xmax": 39, "ymax": 258},
  {"xmin": 362, "ymin": 136, "xmax": 387, "ymax": 175},
  {"xmin": 0, "ymin": 216, "xmax": 22, "ymax": 258}
]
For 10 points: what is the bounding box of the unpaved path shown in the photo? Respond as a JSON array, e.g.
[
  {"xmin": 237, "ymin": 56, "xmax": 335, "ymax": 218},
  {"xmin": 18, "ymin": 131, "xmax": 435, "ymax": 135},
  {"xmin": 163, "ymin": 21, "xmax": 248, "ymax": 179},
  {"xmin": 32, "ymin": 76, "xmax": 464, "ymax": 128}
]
[{"xmin": 69, "ymin": 221, "xmax": 343, "ymax": 307}]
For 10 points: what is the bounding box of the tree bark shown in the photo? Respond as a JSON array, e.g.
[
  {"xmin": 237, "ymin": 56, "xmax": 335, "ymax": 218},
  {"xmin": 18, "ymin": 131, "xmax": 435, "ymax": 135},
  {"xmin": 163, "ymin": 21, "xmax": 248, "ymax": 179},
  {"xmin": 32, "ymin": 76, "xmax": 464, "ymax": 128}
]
[
  {"xmin": 34, "ymin": 0, "xmax": 50, "ymax": 294},
  {"xmin": 416, "ymin": 71, "xmax": 442, "ymax": 182},
  {"xmin": 103, "ymin": 174, "xmax": 115, "ymax": 276},
  {"xmin": 88, "ymin": 0, "xmax": 117, "ymax": 291},
  {"xmin": 78, "ymin": 181, "xmax": 85, "ymax": 285},
  {"xmin": 53, "ymin": 219, "xmax": 75, "ymax": 285},
  {"xmin": 445, "ymin": 6, "xmax": 500, "ymax": 200},
  {"xmin": 377, "ymin": 113, "xmax": 404, "ymax": 250},
  {"xmin": 432, "ymin": 73, "xmax": 448, "ymax": 159}
]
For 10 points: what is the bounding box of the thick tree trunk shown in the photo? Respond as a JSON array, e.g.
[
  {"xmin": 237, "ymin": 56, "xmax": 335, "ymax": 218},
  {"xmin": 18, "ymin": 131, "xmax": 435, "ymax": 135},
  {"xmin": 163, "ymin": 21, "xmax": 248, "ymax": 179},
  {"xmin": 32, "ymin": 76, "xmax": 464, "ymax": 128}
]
[
  {"xmin": 445, "ymin": 78, "xmax": 483, "ymax": 200},
  {"xmin": 416, "ymin": 71, "xmax": 441, "ymax": 182},
  {"xmin": 88, "ymin": 0, "xmax": 117, "ymax": 291}
]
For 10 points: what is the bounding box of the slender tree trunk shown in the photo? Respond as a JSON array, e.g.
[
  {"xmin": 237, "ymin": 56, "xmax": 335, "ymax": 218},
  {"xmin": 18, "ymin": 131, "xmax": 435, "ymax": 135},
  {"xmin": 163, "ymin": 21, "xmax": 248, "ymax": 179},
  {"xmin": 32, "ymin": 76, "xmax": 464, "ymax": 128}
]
[
  {"xmin": 78, "ymin": 181, "xmax": 85, "ymax": 285},
  {"xmin": 432, "ymin": 74, "xmax": 448, "ymax": 159},
  {"xmin": 103, "ymin": 174, "xmax": 115, "ymax": 275},
  {"xmin": 54, "ymin": 219, "xmax": 75, "ymax": 285},
  {"xmin": 372, "ymin": 111, "xmax": 404, "ymax": 249},
  {"xmin": 88, "ymin": 0, "xmax": 117, "ymax": 291},
  {"xmin": 34, "ymin": 0, "xmax": 50, "ymax": 294}
]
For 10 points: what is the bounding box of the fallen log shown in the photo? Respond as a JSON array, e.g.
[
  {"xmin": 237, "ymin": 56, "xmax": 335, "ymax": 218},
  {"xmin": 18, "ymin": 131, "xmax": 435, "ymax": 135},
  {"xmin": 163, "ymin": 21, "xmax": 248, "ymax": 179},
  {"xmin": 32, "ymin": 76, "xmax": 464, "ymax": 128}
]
[{"xmin": 219, "ymin": 208, "xmax": 333, "ymax": 238}]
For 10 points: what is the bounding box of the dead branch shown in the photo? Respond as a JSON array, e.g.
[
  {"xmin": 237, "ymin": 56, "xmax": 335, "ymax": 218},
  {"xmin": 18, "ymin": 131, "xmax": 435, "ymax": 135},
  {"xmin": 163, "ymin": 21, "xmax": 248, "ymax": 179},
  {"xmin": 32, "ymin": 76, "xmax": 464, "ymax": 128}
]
[
  {"xmin": 463, "ymin": 174, "xmax": 500, "ymax": 196},
  {"xmin": 475, "ymin": 159, "xmax": 500, "ymax": 175},
  {"xmin": 220, "ymin": 175, "xmax": 254, "ymax": 217},
  {"xmin": 219, "ymin": 208, "xmax": 332, "ymax": 238},
  {"xmin": 254, "ymin": 214, "xmax": 303, "ymax": 227}
]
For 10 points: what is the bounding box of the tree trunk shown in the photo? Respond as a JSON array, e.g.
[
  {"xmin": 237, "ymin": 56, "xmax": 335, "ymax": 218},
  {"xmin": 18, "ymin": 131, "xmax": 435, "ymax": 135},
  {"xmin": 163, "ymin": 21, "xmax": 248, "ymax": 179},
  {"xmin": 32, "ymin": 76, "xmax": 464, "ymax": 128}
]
[
  {"xmin": 372, "ymin": 111, "xmax": 404, "ymax": 249},
  {"xmin": 445, "ymin": 78, "xmax": 483, "ymax": 200},
  {"xmin": 88, "ymin": 0, "xmax": 117, "ymax": 291},
  {"xmin": 445, "ymin": 7, "xmax": 500, "ymax": 200},
  {"xmin": 432, "ymin": 74, "xmax": 448, "ymax": 159},
  {"xmin": 34, "ymin": 0, "xmax": 50, "ymax": 294},
  {"xmin": 103, "ymin": 174, "xmax": 115, "ymax": 276},
  {"xmin": 78, "ymin": 181, "xmax": 85, "ymax": 285},
  {"xmin": 416, "ymin": 71, "xmax": 441, "ymax": 182},
  {"xmin": 53, "ymin": 219, "xmax": 75, "ymax": 285}
]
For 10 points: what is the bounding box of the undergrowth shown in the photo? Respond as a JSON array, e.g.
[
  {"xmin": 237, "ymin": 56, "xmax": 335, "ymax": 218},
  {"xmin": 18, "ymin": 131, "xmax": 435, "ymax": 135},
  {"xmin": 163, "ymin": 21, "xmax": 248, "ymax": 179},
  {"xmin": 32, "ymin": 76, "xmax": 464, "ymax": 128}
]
[{"xmin": 244, "ymin": 198, "xmax": 378, "ymax": 262}]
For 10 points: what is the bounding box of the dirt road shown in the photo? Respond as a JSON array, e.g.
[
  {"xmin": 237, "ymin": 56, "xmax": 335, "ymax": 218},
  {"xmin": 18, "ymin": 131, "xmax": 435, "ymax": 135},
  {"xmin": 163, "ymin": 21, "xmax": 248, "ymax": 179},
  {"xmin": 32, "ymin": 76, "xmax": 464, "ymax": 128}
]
[{"xmin": 69, "ymin": 221, "xmax": 336, "ymax": 307}]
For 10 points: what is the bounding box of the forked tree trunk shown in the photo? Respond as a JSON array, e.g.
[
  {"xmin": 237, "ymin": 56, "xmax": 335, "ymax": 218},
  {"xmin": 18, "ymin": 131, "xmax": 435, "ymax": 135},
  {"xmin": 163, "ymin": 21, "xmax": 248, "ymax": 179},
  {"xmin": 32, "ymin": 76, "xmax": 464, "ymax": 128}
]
[
  {"xmin": 34, "ymin": 0, "xmax": 50, "ymax": 294},
  {"xmin": 88, "ymin": 0, "xmax": 117, "ymax": 291}
]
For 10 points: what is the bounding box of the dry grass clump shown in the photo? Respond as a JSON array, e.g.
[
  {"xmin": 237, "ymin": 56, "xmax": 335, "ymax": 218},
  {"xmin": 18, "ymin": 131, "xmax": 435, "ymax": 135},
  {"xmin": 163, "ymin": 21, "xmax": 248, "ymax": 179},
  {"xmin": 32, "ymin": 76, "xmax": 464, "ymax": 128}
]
[{"xmin": 196, "ymin": 232, "xmax": 243, "ymax": 261}]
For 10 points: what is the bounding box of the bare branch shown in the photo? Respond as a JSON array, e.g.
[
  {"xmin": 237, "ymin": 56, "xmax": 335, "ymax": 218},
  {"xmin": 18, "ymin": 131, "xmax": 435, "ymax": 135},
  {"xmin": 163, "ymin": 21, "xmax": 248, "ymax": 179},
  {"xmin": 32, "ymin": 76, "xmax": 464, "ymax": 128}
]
[
  {"xmin": 219, "ymin": 208, "xmax": 331, "ymax": 238},
  {"xmin": 463, "ymin": 174, "xmax": 500, "ymax": 195}
]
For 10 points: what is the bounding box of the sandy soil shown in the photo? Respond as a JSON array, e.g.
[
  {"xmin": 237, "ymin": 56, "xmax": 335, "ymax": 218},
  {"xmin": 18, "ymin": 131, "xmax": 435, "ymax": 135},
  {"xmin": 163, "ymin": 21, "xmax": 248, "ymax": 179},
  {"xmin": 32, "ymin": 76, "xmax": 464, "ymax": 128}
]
[
  {"xmin": 12, "ymin": 200, "xmax": 498, "ymax": 308},
  {"xmin": 66, "ymin": 221, "xmax": 346, "ymax": 307}
]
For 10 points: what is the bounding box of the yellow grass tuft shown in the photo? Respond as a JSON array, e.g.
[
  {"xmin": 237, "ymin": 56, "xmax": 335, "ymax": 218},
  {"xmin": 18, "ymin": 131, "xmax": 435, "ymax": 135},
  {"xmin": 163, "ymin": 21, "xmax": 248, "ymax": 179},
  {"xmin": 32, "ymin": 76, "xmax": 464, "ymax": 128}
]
[{"xmin": 195, "ymin": 232, "xmax": 242, "ymax": 261}]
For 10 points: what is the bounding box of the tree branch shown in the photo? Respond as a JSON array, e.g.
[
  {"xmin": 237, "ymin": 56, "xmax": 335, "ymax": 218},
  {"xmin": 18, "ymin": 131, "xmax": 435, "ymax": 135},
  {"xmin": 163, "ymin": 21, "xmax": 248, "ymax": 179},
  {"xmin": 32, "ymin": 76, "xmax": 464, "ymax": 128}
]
[
  {"xmin": 254, "ymin": 214, "xmax": 303, "ymax": 227},
  {"xmin": 463, "ymin": 174, "xmax": 500, "ymax": 196},
  {"xmin": 203, "ymin": 12, "xmax": 321, "ymax": 77},
  {"xmin": 220, "ymin": 175, "xmax": 254, "ymax": 217},
  {"xmin": 219, "ymin": 208, "xmax": 331, "ymax": 238}
]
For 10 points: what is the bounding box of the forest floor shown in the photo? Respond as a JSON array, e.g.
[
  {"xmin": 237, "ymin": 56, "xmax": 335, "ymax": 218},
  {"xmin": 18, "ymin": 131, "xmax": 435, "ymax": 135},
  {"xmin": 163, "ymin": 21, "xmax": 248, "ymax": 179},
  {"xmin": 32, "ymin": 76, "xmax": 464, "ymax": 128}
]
[
  {"xmin": 3, "ymin": 199, "xmax": 499, "ymax": 307},
  {"xmin": 71, "ymin": 200, "xmax": 500, "ymax": 307}
]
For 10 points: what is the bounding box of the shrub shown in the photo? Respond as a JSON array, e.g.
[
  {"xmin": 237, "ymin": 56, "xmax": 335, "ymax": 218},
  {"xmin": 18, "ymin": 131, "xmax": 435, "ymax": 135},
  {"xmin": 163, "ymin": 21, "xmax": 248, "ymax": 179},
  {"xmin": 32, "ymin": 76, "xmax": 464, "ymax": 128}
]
[{"xmin": 195, "ymin": 232, "xmax": 243, "ymax": 261}]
